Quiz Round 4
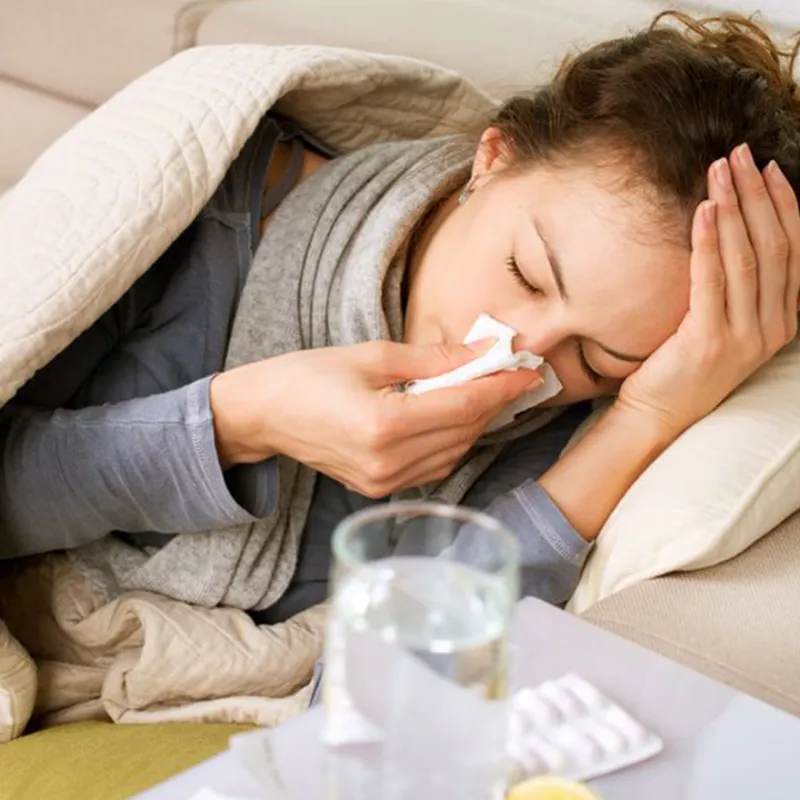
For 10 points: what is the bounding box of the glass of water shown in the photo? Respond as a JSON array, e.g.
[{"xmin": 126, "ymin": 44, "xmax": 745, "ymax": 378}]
[{"xmin": 323, "ymin": 502, "xmax": 520, "ymax": 800}]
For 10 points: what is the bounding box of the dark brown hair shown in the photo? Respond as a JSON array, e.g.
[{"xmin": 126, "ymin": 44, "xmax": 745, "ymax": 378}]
[{"xmin": 493, "ymin": 12, "xmax": 800, "ymax": 239}]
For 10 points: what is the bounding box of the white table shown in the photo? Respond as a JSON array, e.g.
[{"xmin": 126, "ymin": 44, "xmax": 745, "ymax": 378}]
[{"xmin": 137, "ymin": 598, "xmax": 800, "ymax": 799}]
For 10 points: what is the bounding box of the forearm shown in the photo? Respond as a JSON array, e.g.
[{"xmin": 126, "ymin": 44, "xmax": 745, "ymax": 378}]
[
  {"xmin": 0, "ymin": 378, "xmax": 277, "ymax": 558},
  {"xmin": 538, "ymin": 402, "xmax": 678, "ymax": 542}
]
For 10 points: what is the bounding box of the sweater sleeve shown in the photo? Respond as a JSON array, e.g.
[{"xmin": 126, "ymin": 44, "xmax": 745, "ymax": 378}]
[
  {"xmin": 0, "ymin": 376, "xmax": 278, "ymax": 559},
  {"xmin": 461, "ymin": 404, "xmax": 592, "ymax": 606},
  {"xmin": 482, "ymin": 480, "xmax": 590, "ymax": 606}
]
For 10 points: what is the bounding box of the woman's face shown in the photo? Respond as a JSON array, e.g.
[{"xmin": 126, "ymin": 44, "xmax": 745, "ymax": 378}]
[{"xmin": 404, "ymin": 136, "xmax": 693, "ymax": 405}]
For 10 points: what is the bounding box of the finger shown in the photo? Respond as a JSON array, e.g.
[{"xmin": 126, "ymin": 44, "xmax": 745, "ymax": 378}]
[
  {"xmin": 707, "ymin": 157, "xmax": 760, "ymax": 334},
  {"xmin": 763, "ymin": 160, "xmax": 800, "ymax": 333},
  {"xmin": 387, "ymin": 391, "xmax": 507, "ymax": 473},
  {"xmin": 364, "ymin": 339, "xmax": 497, "ymax": 384},
  {"xmin": 393, "ymin": 369, "xmax": 544, "ymax": 434},
  {"xmin": 343, "ymin": 440, "xmax": 470, "ymax": 498},
  {"xmin": 391, "ymin": 442, "xmax": 472, "ymax": 493},
  {"xmin": 356, "ymin": 423, "xmax": 476, "ymax": 492},
  {"xmin": 362, "ymin": 383, "xmax": 518, "ymax": 492},
  {"xmin": 689, "ymin": 199, "xmax": 726, "ymax": 330},
  {"xmin": 729, "ymin": 144, "xmax": 788, "ymax": 333}
]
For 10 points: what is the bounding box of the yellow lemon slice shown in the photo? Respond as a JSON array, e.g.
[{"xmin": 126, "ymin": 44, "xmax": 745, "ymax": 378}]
[{"xmin": 507, "ymin": 775, "xmax": 603, "ymax": 800}]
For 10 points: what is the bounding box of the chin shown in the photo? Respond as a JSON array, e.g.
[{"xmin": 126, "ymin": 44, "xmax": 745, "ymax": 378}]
[
  {"xmin": 543, "ymin": 390, "xmax": 616, "ymax": 409},
  {"xmin": 539, "ymin": 391, "xmax": 584, "ymax": 408}
]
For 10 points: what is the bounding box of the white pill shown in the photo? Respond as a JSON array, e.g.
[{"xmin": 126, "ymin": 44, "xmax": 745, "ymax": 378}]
[
  {"xmin": 580, "ymin": 717, "xmax": 627, "ymax": 757},
  {"xmin": 561, "ymin": 674, "xmax": 603, "ymax": 711},
  {"xmin": 515, "ymin": 688, "xmax": 559, "ymax": 728},
  {"xmin": 511, "ymin": 741, "xmax": 545, "ymax": 775},
  {"xmin": 552, "ymin": 725, "xmax": 603, "ymax": 764},
  {"xmin": 538, "ymin": 680, "xmax": 579, "ymax": 720},
  {"xmin": 508, "ymin": 677, "xmax": 662, "ymax": 783},
  {"xmin": 604, "ymin": 706, "xmax": 647, "ymax": 745},
  {"xmin": 527, "ymin": 736, "xmax": 567, "ymax": 772}
]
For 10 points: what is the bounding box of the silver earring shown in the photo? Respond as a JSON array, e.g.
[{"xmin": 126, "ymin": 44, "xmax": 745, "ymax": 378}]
[{"xmin": 458, "ymin": 180, "xmax": 474, "ymax": 204}]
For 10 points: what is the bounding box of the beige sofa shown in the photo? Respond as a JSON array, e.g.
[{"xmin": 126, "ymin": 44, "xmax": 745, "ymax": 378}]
[
  {"xmin": 1, "ymin": 0, "xmax": 799, "ymax": 740},
  {"xmin": 0, "ymin": 0, "xmax": 712, "ymax": 192}
]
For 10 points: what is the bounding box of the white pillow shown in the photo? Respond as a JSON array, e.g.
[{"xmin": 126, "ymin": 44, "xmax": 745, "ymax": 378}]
[
  {"xmin": 0, "ymin": 619, "xmax": 36, "ymax": 742},
  {"xmin": 568, "ymin": 337, "xmax": 800, "ymax": 614}
]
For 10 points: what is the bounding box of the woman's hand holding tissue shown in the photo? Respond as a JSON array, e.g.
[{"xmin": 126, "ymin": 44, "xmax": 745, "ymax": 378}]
[
  {"xmin": 617, "ymin": 151, "xmax": 799, "ymax": 439},
  {"xmin": 209, "ymin": 340, "xmax": 542, "ymax": 497},
  {"xmin": 540, "ymin": 152, "xmax": 799, "ymax": 542}
]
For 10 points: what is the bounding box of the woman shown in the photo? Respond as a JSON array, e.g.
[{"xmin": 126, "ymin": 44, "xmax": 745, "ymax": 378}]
[{"xmin": 1, "ymin": 13, "xmax": 799, "ymax": 621}]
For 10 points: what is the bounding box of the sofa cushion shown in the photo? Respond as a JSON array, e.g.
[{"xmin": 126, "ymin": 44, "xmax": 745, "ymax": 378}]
[
  {"xmin": 0, "ymin": 80, "xmax": 88, "ymax": 187},
  {"xmin": 196, "ymin": 0, "xmax": 660, "ymax": 92},
  {"xmin": 581, "ymin": 509, "xmax": 800, "ymax": 716},
  {"xmin": 0, "ymin": 720, "xmax": 254, "ymax": 800},
  {"xmin": 0, "ymin": 621, "xmax": 36, "ymax": 744},
  {"xmin": 0, "ymin": 0, "xmax": 232, "ymax": 108},
  {"xmin": 568, "ymin": 337, "xmax": 800, "ymax": 611}
]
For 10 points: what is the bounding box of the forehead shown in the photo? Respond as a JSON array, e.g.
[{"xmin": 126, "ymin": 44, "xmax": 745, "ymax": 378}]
[{"xmin": 509, "ymin": 162, "xmax": 691, "ymax": 351}]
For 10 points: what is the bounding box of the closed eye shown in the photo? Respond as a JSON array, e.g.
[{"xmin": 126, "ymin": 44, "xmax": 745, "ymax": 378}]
[
  {"xmin": 506, "ymin": 256, "xmax": 542, "ymax": 296},
  {"xmin": 576, "ymin": 341, "xmax": 603, "ymax": 385},
  {"xmin": 508, "ymin": 254, "xmax": 606, "ymax": 386}
]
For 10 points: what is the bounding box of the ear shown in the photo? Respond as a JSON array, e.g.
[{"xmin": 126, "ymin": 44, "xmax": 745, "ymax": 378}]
[{"xmin": 470, "ymin": 127, "xmax": 515, "ymax": 187}]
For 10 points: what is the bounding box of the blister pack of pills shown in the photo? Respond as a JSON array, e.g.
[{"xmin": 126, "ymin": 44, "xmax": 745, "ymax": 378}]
[{"xmin": 508, "ymin": 673, "xmax": 663, "ymax": 783}]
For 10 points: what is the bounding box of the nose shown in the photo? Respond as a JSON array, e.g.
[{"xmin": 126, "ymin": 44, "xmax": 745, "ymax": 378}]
[{"xmin": 512, "ymin": 315, "xmax": 568, "ymax": 360}]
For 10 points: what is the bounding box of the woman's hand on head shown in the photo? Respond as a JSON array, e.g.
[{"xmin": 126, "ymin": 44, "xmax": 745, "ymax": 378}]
[
  {"xmin": 617, "ymin": 145, "xmax": 800, "ymax": 438},
  {"xmin": 209, "ymin": 340, "xmax": 542, "ymax": 497}
]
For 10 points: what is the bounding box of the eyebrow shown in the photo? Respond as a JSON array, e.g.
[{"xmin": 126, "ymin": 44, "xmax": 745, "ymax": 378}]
[{"xmin": 529, "ymin": 216, "xmax": 649, "ymax": 365}]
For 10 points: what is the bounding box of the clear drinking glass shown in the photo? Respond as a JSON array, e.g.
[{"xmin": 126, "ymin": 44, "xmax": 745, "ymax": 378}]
[{"xmin": 323, "ymin": 502, "xmax": 520, "ymax": 800}]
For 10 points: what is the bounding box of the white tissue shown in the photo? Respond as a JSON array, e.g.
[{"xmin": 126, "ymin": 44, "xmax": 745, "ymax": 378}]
[{"xmin": 405, "ymin": 314, "xmax": 562, "ymax": 431}]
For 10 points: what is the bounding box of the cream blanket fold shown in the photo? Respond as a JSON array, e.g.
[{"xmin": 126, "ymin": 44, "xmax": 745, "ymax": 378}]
[{"xmin": 0, "ymin": 44, "xmax": 498, "ymax": 734}]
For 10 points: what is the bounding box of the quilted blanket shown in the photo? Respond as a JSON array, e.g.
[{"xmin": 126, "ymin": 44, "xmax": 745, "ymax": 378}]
[{"xmin": 0, "ymin": 44, "xmax": 495, "ymax": 737}]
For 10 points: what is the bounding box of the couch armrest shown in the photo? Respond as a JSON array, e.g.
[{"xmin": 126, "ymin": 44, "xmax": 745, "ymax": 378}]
[
  {"xmin": 581, "ymin": 510, "xmax": 800, "ymax": 716},
  {"xmin": 0, "ymin": 0, "xmax": 231, "ymax": 108},
  {"xmin": 0, "ymin": 81, "xmax": 88, "ymax": 187},
  {"xmin": 196, "ymin": 0, "xmax": 660, "ymax": 93}
]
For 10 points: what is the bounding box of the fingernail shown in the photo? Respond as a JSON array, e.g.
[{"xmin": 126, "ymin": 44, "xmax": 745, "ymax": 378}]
[
  {"xmin": 525, "ymin": 371, "xmax": 544, "ymax": 388},
  {"xmin": 714, "ymin": 158, "xmax": 732, "ymax": 190},
  {"xmin": 736, "ymin": 143, "xmax": 755, "ymax": 170},
  {"xmin": 467, "ymin": 336, "xmax": 497, "ymax": 352},
  {"xmin": 766, "ymin": 159, "xmax": 788, "ymax": 186}
]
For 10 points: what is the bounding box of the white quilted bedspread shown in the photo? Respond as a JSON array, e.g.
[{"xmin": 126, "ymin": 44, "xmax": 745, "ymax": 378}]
[
  {"xmin": 0, "ymin": 45, "xmax": 494, "ymax": 735},
  {"xmin": 0, "ymin": 44, "xmax": 493, "ymax": 406}
]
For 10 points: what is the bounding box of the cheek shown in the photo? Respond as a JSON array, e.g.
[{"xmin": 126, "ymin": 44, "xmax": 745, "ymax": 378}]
[
  {"xmin": 538, "ymin": 347, "xmax": 622, "ymax": 406},
  {"xmin": 439, "ymin": 269, "xmax": 527, "ymax": 342},
  {"xmin": 433, "ymin": 197, "xmax": 532, "ymax": 337}
]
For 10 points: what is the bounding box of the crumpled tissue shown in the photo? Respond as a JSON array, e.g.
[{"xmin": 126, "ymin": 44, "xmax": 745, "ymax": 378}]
[{"xmin": 405, "ymin": 314, "xmax": 562, "ymax": 430}]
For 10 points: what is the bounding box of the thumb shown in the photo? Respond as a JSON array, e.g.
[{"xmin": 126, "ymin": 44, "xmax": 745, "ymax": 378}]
[{"xmin": 371, "ymin": 338, "xmax": 497, "ymax": 383}]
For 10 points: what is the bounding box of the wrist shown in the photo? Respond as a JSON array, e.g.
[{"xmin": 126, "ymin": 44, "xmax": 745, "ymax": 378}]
[
  {"xmin": 607, "ymin": 398, "xmax": 685, "ymax": 454},
  {"xmin": 209, "ymin": 369, "xmax": 277, "ymax": 469},
  {"xmin": 538, "ymin": 398, "xmax": 684, "ymax": 543}
]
